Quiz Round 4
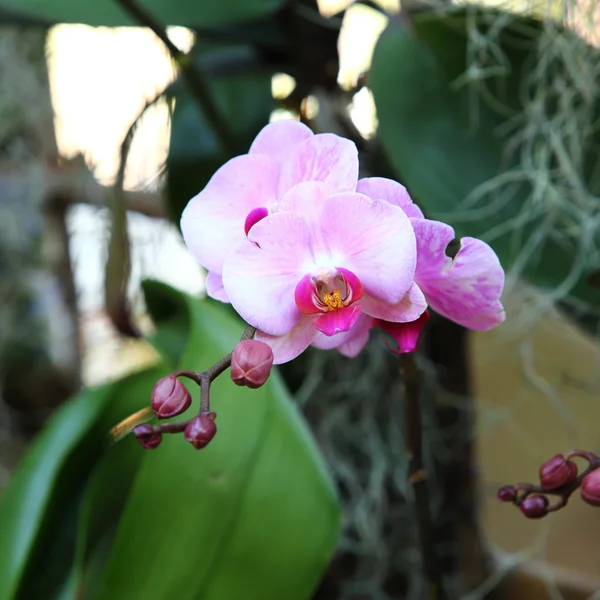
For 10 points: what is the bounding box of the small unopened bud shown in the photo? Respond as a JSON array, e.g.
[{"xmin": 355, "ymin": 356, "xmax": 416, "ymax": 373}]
[
  {"xmin": 497, "ymin": 485, "xmax": 517, "ymax": 502},
  {"xmin": 184, "ymin": 413, "xmax": 217, "ymax": 449},
  {"xmin": 133, "ymin": 424, "xmax": 162, "ymax": 450},
  {"xmin": 581, "ymin": 468, "xmax": 600, "ymax": 506},
  {"xmin": 377, "ymin": 310, "xmax": 430, "ymax": 354},
  {"xmin": 151, "ymin": 376, "xmax": 192, "ymax": 419},
  {"xmin": 231, "ymin": 340, "xmax": 274, "ymax": 389},
  {"xmin": 539, "ymin": 454, "xmax": 578, "ymax": 489},
  {"xmin": 520, "ymin": 495, "xmax": 549, "ymax": 519}
]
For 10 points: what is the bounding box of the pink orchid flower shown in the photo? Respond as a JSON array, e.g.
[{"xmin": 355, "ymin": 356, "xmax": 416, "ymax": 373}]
[
  {"xmin": 180, "ymin": 120, "xmax": 358, "ymax": 301},
  {"xmin": 319, "ymin": 178, "xmax": 506, "ymax": 357},
  {"xmin": 221, "ymin": 181, "xmax": 426, "ymax": 363}
]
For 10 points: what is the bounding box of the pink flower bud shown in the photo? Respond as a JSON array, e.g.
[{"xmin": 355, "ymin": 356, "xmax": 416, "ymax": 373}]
[
  {"xmin": 151, "ymin": 376, "xmax": 192, "ymax": 419},
  {"xmin": 133, "ymin": 424, "xmax": 162, "ymax": 450},
  {"xmin": 231, "ymin": 340, "xmax": 274, "ymax": 389},
  {"xmin": 184, "ymin": 413, "xmax": 217, "ymax": 449},
  {"xmin": 539, "ymin": 454, "xmax": 578, "ymax": 489},
  {"xmin": 497, "ymin": 485, "xmax": 517, "ymax": 502},
  {"xmin": 581, "ymin": 468, "xmax": 600, "ymax": 506},
  {"xmin": 377, "ymin": 310, "xmax": 430, "ymax": 354},
  {"xmin": 520, "ymin": 495, "xmax": 549, "ymax": 519}
]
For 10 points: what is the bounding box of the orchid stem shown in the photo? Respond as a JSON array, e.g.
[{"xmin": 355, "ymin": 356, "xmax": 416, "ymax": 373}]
[{"xmin": 401, "ymin": 352, "xmax": 448, "ymax": 600}]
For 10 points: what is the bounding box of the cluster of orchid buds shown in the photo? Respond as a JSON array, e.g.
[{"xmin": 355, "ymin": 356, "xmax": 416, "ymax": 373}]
[
  {"xmin": 132, "ymin": 334, "xmax": 274, "ymax": 450},
  {"xmin": 497, "ymin": 450, "xmax": 600, "ymax": 518}
]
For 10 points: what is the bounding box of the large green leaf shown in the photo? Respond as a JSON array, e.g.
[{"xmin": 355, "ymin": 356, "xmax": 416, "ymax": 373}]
[
  {"xmin": 0, "ymin": 0, "xmax": 284, "ymax": 27},
  {"xmin": 167, "ymin": 45, "xmax": 274, "ymax": 224},
  {"xmin": 371, "ymin": 8, "xmax": 600, "ymax": 319},
  {"xmin": 94, "ymin": 281, "xmax": 340, "ymax": 600}
]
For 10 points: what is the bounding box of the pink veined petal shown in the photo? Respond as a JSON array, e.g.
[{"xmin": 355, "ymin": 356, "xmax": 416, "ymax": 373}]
[
  {"xmin": 279, "ymin": 180, "xmax": 328, "ymax": 226},
  {"xmin": 255, "ymin": 317, "xmax": 317, "ymax": 364},
  {"xmin": 360, "ymin": 283, "xmax": 427, "ymax": 322},
  {"xmin": 318, "ymin": 193, "xmax": 417, "ymax": 304},
  {"xmin": 338, "ymin": 314, "xmax": 372, "ymax": 357},
  {"xmin": 244, "ymin": 207, "xmax": 269, "ymax": 236},
  {"xmin": 222, "ymin": 212, "xmax": 311, "ymax": 336},
  {"xmin": 205, "ymin": 271, "xmax": 229, "ymax": 303},
  {"xmin": 313, "ymin": 304, "xmax": 362, "ymax": 336},
  {"xmin": 377, "ymin": 310, "xmax": 430, "ymax": 354},
  {"xmin": 411, "ymin": 218, "xmax": 505, "ymax": 331},
  {"xmin": 311, "ymin": 312, "xmax": 371, "ymax": 355},
  {"xmin": 336, "ymin": 267, "xmax": 363, "ymax": 304},
  {"xmin": 249, "ymin": 120, "xmax": 313, "ymax": 157},
  {"xmin": 356, "ymin": 177, "xmax": 424, "ymax": 219},
  {"xmin": 181, "ymin": 154, "xmax": 279, "ymax": 273},
  {"xmin": 277, "ymin": 133, "xmax": 358, "ymax": 198},
  {"xmin": 295, "ymin": 274, "xmax": 322, "ymax": 314}
]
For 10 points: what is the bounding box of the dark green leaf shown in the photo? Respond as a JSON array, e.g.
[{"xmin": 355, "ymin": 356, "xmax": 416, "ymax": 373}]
[
  {"xmin": 0, "ymin": 0, "xmax": 284, "ymax": 27},
  {"xmin": 371, "ymin": 8, "xmax": 600, "ymax": 321},
  {"xmin": 95, "ymin": 282, "xmax": 340, "ymax": 600}
]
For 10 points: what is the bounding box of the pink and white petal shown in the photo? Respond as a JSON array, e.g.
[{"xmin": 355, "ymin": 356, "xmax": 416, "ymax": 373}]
[
  {"xmin": 319, "ymin": 193, "xmax": 416, "ymax": 304},
  {"xmin": 278, "ymin": 181, "xmax": 329, "ymax": 234},
  {"xmin": 311, "ymin": 312, "xmax": 371, "ymax": 351},
  {"xmin": 255, "ymin": 317, "xmax": 317, "ymax": 364},
  {"xmin": 337, "ymin": 315, "xmax": 372, "ymax": 357},
  {"xmin": 356, "ymin": 177, "xmax": 424, "ymax": 218},
  {"xmin": 249, "ymin": 120, "xmax": 313, "ymax": 158},
  {"xmin": 313, "ymin": 305, "xmax": 362, "ymax": 336},
  {"xmin": 181, "ymin": 154, "xmax": 279, "ymax": 272},
  {"xmin": 411, "ymin": 219, "xmax": 505, "ymax": 331},
  {"xmin": 205, "ymin": 271, "xmax": 229, "ymax": 303},
  {"xmin": 222, "ymin": 213, "xmax": 311, "ymax": 336},
  {"xmin": 277, "ymin": 133, "xmax": 358, "ymax": 197},
  {"xmin": 360, "ymin": 283, "xmax": 427, "ymax": 323}
]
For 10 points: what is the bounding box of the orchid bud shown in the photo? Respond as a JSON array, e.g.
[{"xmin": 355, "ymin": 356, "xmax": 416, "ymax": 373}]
[
  {"xmin": 133, "ymin": 424, "xmax": 162, "ymax": 450},
  {"xmin": 581, "ymin": 468, "xmax": 600, "ymax": 506},
  {"xmin": 520, "ymin": 495, "xmax": 549, "ymax": 519},
  {"xmin": 184, "ymin": 413, "xmax": 217, "ymax": 449},
  {"xmin": 151, "ymin": 376, "xmax": 192, "ymax": 419},
  {"xmin": 377, "ymin": 310, "xmax": 430, "ymax": 354},
  {"xmin": 231, "ymin": 340, "xmax": 274, "ymax": 389},
  {"xmin": 497, "ymin": 485, "xmax": 517, "ymax": 503},
  {"xmin": 539, "ymin": 454, "xmax": 578, "ymax": 489}
]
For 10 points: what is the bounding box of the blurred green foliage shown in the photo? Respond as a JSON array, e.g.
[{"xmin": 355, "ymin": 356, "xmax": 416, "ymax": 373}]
[{"xmin": 0, "ymin": 282, "xmax": 339, "ymax": 600}]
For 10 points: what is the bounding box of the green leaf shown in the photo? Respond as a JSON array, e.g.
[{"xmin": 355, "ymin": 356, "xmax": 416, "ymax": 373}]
[
  {"xmin": 371, "ymin": 8, "xmax": 600, "ymax": 320},
  {"xmin": 0, "ymin": 0, "xmax": 284, "ymax": 27},
  {"xmin": 95, "ymin": 281, "xmax": 340, "ymax": 600},
  {"xmin": 167, "ymin": 44, "xmax": 274, "ymax": 224},
  {"xmin": 0, "ymin": 365, "xmax": 165, "ymax": 600}
]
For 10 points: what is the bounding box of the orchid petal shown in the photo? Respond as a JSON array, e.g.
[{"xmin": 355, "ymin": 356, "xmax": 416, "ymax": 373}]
[
  {"xmin": 319, "ymin": 193, "xmax": 416, "ymax": 304},
  {"xmin": 255, "ymin": 317, "xmax": 317, "ymax": 364},
  {"xmin": 181, "ymin": 154, "xmax": 279, "ymax": 273},
  {"xmin": 205, "ymin": 271, "xmax": 229, "ymax": 303},
  {"xmin": 356, "ymin": 177, "xmax": 424, "ymax": 218},
  {"xmin": 249, "ymin": 120, "xmax": 313, "ymax": 157},
  {"xmin": 277, "ymin": 133, "xmax": 358, "ymax": 198},
  {"xmin": 411, "ymin": 218, "xmax": 505, "ymax": 330},
  {"xmin": 313, "ymin": 304, "xmax": 362, "ymax": 336},
  {"xmin": 311, "ymin": 313, "xmax": 371, "ymax": 354},
  {"xmin": 222, "ymin": 213, "xmax": 311, "ymax": 336},
  {"xmin": 377, "ymin": 311, "xmax": 430, "ymax": 354},
  {"xmin": 244, "ymin": 207, "xmax": 269, "ymax": 236},
  {"xmin": 360, "ymin": 283, "xmax": 427, "ymax": 322},
  {"xmin": 338, "ymin": 314, "xmax": 372, "ymax": 357}
]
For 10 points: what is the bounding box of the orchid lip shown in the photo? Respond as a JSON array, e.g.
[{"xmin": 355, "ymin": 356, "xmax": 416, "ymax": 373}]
[
  {"xmin": 244, "ymin": 207, "xmax": 269, "ymax": 236},
  {"xmin": 294, "ymin": 267, "xmax": 363, "ymax": 316}
]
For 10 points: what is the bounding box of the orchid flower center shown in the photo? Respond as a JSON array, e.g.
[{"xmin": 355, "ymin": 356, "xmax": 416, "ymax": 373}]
[{"xmin": 294, "ymin": 267, "xmax": 364, "ymax": 337}]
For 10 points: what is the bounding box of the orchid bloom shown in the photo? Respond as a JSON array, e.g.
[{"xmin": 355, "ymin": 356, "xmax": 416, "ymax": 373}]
[
  {"xmin": 180, "ymin": 120, "xmax": 358, "ymax": 301},
  {"xmin": 325, "ymin": 178, "xmax": 505, "ymax": 355},
  {"xmin": 180, "ymin": 120, "xmax": 505, "ymax": 364},
  {"xmin": 222, "ymin": 182, "xmax": 426, "ymax": 363}
]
